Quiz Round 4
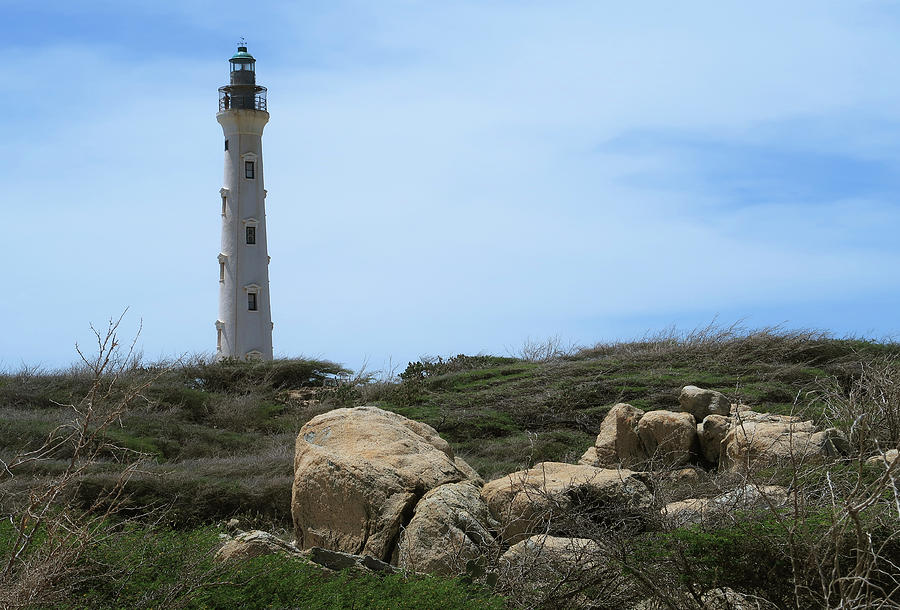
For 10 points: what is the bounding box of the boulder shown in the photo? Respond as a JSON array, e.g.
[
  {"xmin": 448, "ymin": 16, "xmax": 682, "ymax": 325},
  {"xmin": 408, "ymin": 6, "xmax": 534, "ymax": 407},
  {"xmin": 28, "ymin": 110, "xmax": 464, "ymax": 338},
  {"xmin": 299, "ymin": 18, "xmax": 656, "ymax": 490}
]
[
  {"xmin": 712, "ymin": 484, "xmax": 791, "ymax": 511},
  {"xmin": 722, "ymin": 411, "xmax": 848, "ymax": 469},
  {"xmin": 660, "ymin": 498, "xmax": 711, "ymax": 527},
  {"xmin": 661, "ymin": 485, "xmax": 792, "ymax": 527},
  {"xmin": 866, "ymin": 448, "xmax": 899, "ymax": 468},
  {"xmin": 500, "ymin": 535, "xmax": 616, "ymax": 608},
  {"xmin": 481, "ymin": 462, "xmax": 652, "ymax": 542},
  {"xmin": 678, "ymin": 386, "xmax": 731, "ymax": 421},
  {"xmin": 396, "ymin": 481, "xmax": 497, "ymax": 575},
  {"xmin": 501, "ymin": 534, "xmax": 601, "ymax": 567},
  {"xmin": 635, "ymin": 410, "xmax": 697, "ymax": 466},
  {"xmin": 593, "ymin": 403, "xmax": 646, "ymax": 467},
  {"xmin": 216, "ymin": 530, "xmax": 303, "ymax": 562},
  {"xmin": 698, "ymin": 414, "xmax": 731, "ymax": 464},
  {"xmin": 500, "ymin": 534, "xmax": 603, "ymax": 578},
  {"xmin": 291, "ymin": 406, "xmax": 475, "ymax": 562}
]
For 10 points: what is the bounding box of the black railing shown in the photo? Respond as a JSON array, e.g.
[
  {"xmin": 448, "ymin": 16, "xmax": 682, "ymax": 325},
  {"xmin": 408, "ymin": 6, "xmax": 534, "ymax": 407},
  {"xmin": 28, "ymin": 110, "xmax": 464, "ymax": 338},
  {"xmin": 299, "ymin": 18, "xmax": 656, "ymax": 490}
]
[{"xmin": 218, "ymin": 86, "xmax": 267, "ymax": 112}]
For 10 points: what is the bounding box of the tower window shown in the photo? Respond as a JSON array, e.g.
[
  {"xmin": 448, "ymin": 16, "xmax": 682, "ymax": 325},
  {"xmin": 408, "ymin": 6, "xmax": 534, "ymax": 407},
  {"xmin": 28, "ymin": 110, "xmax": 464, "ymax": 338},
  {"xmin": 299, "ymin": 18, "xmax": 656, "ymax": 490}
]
[
  {"xmin": 246, "ymin": 226, "xmax": 256, "ymax": 244},
  {"xmin": 245, "ymin": 161, "xmax": 255, "ymax": 179},
  {"xmin": 248, "ymin": 292, "xmax": 258, "ymax": 311},
  {"xmin": 219, "ymin": 261, "xmax": 225, "ymax": 282},
  {"xmin": 224, "ymin": 139, "xmax": 229, "ymax": 151},
  {"xmin": 216, "ymin": 327, "xmax": 223, "ymax": 350},
  {"xmin": 221, "ymin": 195, "xmax": 227, "ymax": 216}
]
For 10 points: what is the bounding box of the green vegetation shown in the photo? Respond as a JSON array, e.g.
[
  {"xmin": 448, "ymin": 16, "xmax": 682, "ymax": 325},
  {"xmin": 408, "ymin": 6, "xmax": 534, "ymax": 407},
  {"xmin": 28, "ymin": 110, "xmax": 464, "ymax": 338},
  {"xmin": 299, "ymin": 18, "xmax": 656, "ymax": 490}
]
[
  {"xmin": 0, "ymin": 521, "xmax": 502, "ymax": 609},
  {"xmin": 3, "ymin": 328, "xmax": 898, "ymax": 524},
  {"xmin": 2, "ymin": 324, "xmax": 899, "ymax": 608},
  {"xmin": 371, "ymin": 327, "xmax": 899, "ymax": 479}
]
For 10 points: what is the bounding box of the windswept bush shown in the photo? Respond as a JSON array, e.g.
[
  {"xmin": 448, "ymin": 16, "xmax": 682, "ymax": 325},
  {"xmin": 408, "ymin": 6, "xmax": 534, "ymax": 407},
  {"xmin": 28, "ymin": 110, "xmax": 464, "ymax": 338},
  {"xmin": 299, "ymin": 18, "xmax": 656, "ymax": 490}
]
[{"xmin": 182, "ymin": 357, "xmax": 350, "ymax": 394}]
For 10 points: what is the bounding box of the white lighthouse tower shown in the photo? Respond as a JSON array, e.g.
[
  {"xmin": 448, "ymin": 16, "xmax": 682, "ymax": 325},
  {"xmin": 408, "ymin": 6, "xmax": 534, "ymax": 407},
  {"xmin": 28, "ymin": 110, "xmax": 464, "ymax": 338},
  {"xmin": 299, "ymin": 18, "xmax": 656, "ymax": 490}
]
[{"xmin": 215, "ymin": 44, "xmax": 273, "ymax": 360}]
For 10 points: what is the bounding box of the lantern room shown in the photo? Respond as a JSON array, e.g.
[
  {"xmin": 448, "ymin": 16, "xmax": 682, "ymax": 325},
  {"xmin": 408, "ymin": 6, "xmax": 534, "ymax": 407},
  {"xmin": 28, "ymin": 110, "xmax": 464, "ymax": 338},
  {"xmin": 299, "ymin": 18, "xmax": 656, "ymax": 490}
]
[
  {"xmin": 229, "ymin": 46, "xmax": 256, "ymax": 86},
  {"xmin": 218, "ymin": 44, "xmax": 267, "ymax": 112}
]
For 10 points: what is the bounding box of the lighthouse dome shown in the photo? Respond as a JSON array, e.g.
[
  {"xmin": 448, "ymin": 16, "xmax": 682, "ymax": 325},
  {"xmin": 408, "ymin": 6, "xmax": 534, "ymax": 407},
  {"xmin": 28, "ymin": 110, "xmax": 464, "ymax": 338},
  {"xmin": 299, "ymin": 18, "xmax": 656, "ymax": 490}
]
[{"xmin": 231, "ymin": 46, "xmax": 255, "ymax": 61}]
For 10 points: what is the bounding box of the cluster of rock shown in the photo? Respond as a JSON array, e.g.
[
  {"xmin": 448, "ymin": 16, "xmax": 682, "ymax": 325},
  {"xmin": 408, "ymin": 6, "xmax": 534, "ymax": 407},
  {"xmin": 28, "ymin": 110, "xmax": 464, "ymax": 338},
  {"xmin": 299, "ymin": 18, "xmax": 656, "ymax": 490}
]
[
  {"xmin": 579, "ymin": 385, "xmax": 848, "ymax": 470},
  {"xmin": 217, "ymin": 389, "xmax": 892, "ymax": 599},
  {"xmin": 285, "ymin": 406, "xmax": 652, "ymax": 575}
]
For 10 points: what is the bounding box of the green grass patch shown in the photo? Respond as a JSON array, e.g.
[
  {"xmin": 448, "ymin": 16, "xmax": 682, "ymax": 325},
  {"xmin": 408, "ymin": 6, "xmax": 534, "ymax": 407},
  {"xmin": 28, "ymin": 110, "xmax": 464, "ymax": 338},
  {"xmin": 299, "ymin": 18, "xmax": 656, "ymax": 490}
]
[{"xmin": 0, "ymin": 522, "xmax": 503, "ymax": 609}]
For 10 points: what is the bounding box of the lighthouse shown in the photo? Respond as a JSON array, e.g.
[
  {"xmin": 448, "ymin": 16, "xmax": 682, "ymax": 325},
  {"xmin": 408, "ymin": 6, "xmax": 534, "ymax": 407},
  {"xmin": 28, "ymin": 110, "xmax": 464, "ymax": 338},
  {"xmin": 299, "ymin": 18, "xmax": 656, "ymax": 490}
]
[{"xmin": 215, "ymin": 44, "xmax": 273, "ymax": 360}]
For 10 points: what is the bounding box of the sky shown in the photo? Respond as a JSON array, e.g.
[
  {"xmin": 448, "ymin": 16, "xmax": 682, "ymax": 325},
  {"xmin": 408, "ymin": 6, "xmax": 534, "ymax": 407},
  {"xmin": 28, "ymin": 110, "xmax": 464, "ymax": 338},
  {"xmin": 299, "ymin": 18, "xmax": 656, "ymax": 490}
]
[{"xmin": 2, "ymin": 1, "xmax": 899, "ymax": 373}]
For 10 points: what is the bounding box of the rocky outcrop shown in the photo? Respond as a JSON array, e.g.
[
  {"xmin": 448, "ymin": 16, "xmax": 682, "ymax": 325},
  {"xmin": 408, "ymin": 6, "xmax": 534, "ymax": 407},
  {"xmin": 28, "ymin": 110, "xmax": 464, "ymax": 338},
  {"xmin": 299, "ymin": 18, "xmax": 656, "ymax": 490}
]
[
  {"xmin": 216, "ymin": 530, "xmax": 303, "ymax": 562},
  {"xmin": 677, "ymin": 386, "xmax": 731, "ymax": 421},
  {"xmin": 698, "ymin": 414, "xmax": 731, "ymax": 464},
  {"xmin": 581, "ymin": 387, "xmax": 849, "ymax": 472},
  {"xmin": 588, "ymin": 405, "xmax": 698, "ymax": 468},
  {"xmin": 481, "ymin": 462, "xmax": 652, "ymax": 542},
  {"xmin": 721, "ymin": 411, "xmax": 848, "ymax": 469},
  {"xmin": 636, "ymin": 410, "xmax": 697, "ymax": 466},
  {"xmin": 291, "ymin": 406, "xmax": 476, "ymax": 562},
  {"xmin": 593, "ymin": 403, "xmax": 646, "ymax": 467},
  {"xmin": 396, "ymin": 481, "xmax": 497, "ymax": 575}
]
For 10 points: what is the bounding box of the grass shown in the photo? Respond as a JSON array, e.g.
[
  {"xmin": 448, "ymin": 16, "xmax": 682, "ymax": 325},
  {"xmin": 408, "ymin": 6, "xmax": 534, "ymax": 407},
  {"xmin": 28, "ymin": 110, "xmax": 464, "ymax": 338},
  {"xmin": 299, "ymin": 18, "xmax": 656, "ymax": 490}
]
[
  {"xmin": 0, "ymin": 521, "xmax": 504, "ymax": 609},
  {"xmin": 2, "ymin": 328, "xmax": 898, "ymax": 530},
  {"xmin": 2, "ymin": 328, "xmax": 899, "ymax": 607}
]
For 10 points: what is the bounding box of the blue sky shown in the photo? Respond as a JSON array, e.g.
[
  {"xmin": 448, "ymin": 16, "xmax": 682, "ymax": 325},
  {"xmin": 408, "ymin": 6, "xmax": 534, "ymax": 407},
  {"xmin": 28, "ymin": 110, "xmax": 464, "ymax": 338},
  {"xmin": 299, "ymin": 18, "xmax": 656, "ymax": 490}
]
[{"xmin": 2, "ymin": 1, "xmax": 899, "ymax": 372}]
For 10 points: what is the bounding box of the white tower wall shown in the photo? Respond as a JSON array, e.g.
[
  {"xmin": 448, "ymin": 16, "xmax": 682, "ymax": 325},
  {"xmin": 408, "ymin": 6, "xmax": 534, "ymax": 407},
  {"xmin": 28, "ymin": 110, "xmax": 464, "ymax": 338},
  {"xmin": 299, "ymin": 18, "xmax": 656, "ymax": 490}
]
[{"xmin": 216, "ymin": 107, "xmax": 273, "ymax": 359}]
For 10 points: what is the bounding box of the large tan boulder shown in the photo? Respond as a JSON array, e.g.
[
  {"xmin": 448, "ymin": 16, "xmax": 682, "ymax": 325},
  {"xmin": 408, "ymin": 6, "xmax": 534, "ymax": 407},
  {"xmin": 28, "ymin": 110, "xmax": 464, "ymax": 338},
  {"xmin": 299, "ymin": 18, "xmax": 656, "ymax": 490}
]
[
  {"xmin": 698, "ymin": 414, "xmax": 731, "ymax": 464},
  {"xmin": 721, "ymin": 411, "xmax": 848, "ymax": 469},
  {"xmin": 635, "ymin": 410, "xmax": 697, "ymax": 466},
  {"xmin": 396, "ymin": 481, "xmax": 497, "ymax": 575},
  {"xmin": 291, "ymin": 407, "xmax": 474, "ymax": 562},
  {"xmin": 594, "ymin": 403, "xmax": 646, "ymax": 467},
  {"xmin": 481, "ymin": 462, "xmax": 652, "ymax": 542},
  {"xmin": 678, "ymin": 386, "xmax": 731, "ymax": 421}
]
